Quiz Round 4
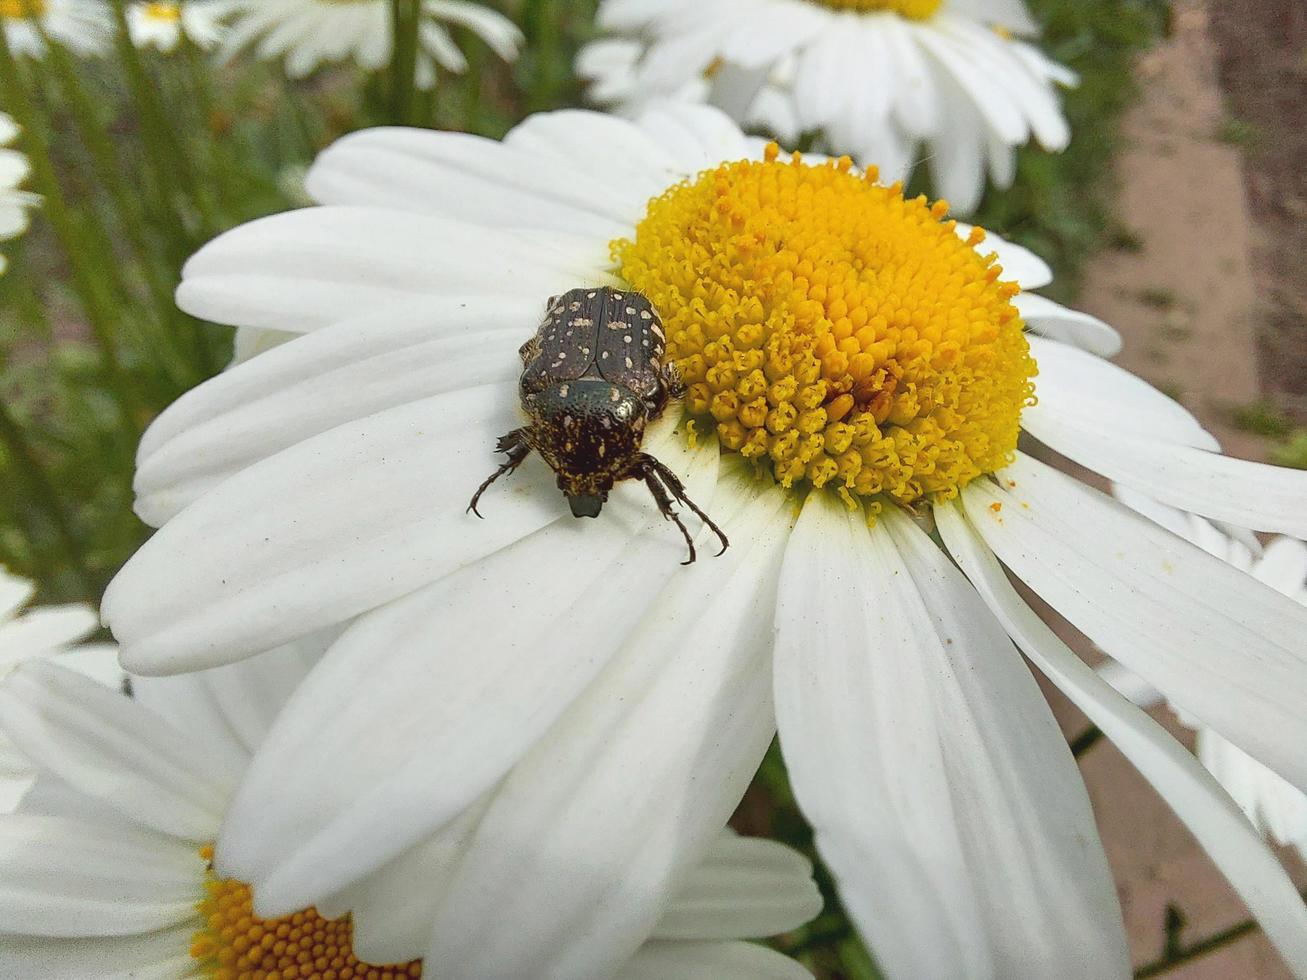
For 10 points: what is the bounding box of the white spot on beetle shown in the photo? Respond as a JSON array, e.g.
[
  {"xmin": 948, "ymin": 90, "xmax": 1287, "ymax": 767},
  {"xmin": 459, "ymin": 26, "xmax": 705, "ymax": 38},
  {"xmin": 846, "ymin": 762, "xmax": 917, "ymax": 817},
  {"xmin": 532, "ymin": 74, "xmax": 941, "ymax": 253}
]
[{"xmin": 609, "ymin": 387, "xmax": 621, "ymax": 402}]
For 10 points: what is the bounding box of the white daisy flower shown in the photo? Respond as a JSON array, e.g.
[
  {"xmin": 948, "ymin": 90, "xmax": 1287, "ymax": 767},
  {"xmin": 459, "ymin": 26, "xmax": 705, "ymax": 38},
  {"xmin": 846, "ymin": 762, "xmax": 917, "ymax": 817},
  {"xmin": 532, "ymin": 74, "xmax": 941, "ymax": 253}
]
[
  {"xmin": 0, "ymin": 651, "xmax": 821, "ymax": 979},
  {"xmin": 105, "ymin": 106, "xmax": 1307, "ymax": 977},
  {"xmin": 0, "ymin": 112, "xmax": 39, "ymax": 274},
  {"xmin": 1101, "ymin": 488, "xmax": 1307, "ymax": 862},
  {"xmin": 0, "ymin": 0, "xmax": 112, "ymax": 58},
  {"xmin": 219, "ymin": 0, "xmax": 522, "ymax": 89},
  {"xmin": 126, "ymin": 1, "xmax": 227, "ymax": 53},
  {"xmin": 580, "ymin": 0, "xmax": 1077, "ymax": 213},
  {"xmin": 0, "ymin": 567, "xmax": 120, "ymax": 811}
]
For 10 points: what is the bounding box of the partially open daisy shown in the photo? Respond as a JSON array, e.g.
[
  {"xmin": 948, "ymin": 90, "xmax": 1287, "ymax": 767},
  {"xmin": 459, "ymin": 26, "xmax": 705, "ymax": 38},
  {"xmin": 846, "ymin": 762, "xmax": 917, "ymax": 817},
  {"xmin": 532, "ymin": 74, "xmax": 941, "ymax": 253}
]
[
  {"xmin": 0, "ymin": 650, "xmax": 820, "ymax": 979},
  {"xmin": 219, "ymin": 0, "xmax": 522, "ymax": 88},
  {"xmin": 1101, "ymin": 489, "xmax": 1307, "ymax": 862},
  {"xmin": 106, "ymin": 106, "xmax": 1307, "ymax": 976},
  {"xmin": 126, "ymin": 0, "xmax": 226, "ymax": 52},
  {"xmin": 0, "ymin": 112, "xmax": 39, "ymax": 274},
  {"xmin": 580, "ymin": 0, "xmax": 1076, "ymax": 212},
  {"xmin": 0, "ymin": 0, "xmax": 111, "ymax": 58},
  {"xmin": 0, "ymin": 567, "xmax": 119, "ymax": 810}
]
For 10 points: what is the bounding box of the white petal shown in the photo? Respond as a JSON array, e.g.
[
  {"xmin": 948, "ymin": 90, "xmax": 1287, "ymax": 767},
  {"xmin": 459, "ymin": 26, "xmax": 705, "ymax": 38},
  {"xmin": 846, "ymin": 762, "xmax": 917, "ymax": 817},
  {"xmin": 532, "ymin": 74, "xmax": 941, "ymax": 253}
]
[
  {"xmin": 0, "ymin": 605, "xmax": 98, "ymax": 666},
  {"xmin": 130, "ymin": 633, "xmax": 329, "ymax": 757},
  {"xmin": 955, "ymin": 224, "xmax": 1052, "ymax": 290},
  {"xmin": 423, "ymin": 468, "xmax": 788, "ymax": 979},
  {"xmin": 0, "ymin": 662, "xmax": 238, "ymax": 841},
  {"xmin": 176, "ymin": 206, "xmax": 605, "ymax": 333},
  {"xmin": 774, "ymin": 494, "xmax": 1126, "ymax": 979},
  {"xmin": 615, "ymin": 940, "xmax": 813, "ymax": 980},
  {"xmin": 964, "ymin": 455, "xmax": 1307, "ymax": 794},
  {"xmin": 505, "ymin": 108, "xmax": 687, "ymax": 202},
  {"xmin": 1016, "ymin": 293, "xmax": 1121, "ymax": 357},
  {"xmin": 0, "ymin": 569, "xmax": 35, "ymax": 622},
  {"xmin": 1024, "ymin": 382, "xmax": 1307, "ymax": 537},
  {"xmin": 1027, "ymin": 335, "xmax": 1219, "ymax": 450},
  {"xmin": 0, "ymin": 926, "xmax": 196, "ymax": 979},
  {"xmin": 0, "ymin": 815, "xmax": 200, "ymax": 936},
  {"xmin": 218, "ymin": 434, "xmax": 718, "ymax": 917},
  {"xmin": 937, "ymin": 501, "xmax": 1307, "ymax": 973},
  {"xmin": 655, "ymin": 829, "xmax": 822, "ymax": 940},
  {"xmin": 306, "ymin": 127, "xmax": 639, "ymax": 238},
  {"xmin": 104, "ymin": 385, "xmax": 562, "ymax": 673},
  {"xmin": 134, "ymin": 299, "xmax": 530, "ymax": 524},
  {"xmin": 633, "ymin": 103, "xmax": 752, "ymax": 173}
]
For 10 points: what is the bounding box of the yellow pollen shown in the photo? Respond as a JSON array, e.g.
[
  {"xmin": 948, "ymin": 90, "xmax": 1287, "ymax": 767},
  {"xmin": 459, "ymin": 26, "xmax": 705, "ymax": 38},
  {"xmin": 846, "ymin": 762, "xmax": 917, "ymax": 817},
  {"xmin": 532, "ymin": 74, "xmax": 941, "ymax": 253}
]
[
  {"xmin": 804, "ymin": 0, "xmax": 942, "ymax": 19},
  {"xmin": 0, "ymin": 0, "xmax": 46, "ymax": 18},
  {"xmin": 613, "ymin": 144, "xmax": 1036, "ymax": 507},
  {"xmin": 143, "ymin": 1, "xmax": 182, "ymax": 21},
  {"xmin": 191, "ymin": 846, "xmax": 422, "ymax": 980}
]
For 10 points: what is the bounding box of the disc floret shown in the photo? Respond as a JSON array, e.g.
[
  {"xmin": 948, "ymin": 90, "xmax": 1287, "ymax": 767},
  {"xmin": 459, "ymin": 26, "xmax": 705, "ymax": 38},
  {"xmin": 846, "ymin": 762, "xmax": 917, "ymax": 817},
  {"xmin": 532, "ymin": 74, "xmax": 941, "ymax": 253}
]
[{"xmin": 613, "ymin": 144, "xmax": 1036, "ymax": 509}]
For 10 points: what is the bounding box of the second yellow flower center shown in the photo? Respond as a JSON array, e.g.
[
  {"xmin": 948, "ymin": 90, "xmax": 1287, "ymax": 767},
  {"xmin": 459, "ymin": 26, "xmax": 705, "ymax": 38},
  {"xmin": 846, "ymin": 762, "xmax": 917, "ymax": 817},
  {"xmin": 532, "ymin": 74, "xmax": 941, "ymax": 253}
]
[
  {"xmin": 614, "ymin": 145, "xmax": 1035, "ymax": 507},
  {"xmin": 143, "ymin": 1, "xmax": 182, "ymax": 22},
  {"xmin": 805, "ymin": 0, "xmax": 942, "ymax": 19},
  {"xmin": 191, "ymin": 847, "xmax": 422, "ymax": 980},
  {"xmin": 0, "ymin": 0, "xmax": 46, "ymax": 19}
]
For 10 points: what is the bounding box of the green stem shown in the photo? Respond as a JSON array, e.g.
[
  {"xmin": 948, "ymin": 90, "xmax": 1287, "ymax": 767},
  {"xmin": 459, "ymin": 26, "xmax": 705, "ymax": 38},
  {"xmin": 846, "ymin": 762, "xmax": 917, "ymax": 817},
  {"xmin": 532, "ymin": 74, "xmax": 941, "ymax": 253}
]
[
  {"xmin": 0, "ymin": 30, "xmax": 143, "ymax": 430},
  {"xmin": 0, "ymin": 398, "xmax": 95, "ymax": 595},
  {"xmin": 389, "ymin": 0, "xmax": 420, "ymax": 125}
]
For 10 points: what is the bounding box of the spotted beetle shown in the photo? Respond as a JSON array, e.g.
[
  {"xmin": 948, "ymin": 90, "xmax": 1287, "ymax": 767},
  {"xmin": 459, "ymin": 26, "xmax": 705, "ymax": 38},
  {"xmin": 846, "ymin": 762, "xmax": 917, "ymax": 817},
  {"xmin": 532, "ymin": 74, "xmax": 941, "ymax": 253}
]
[{"xmin": 468, "ymin": 286, "xmax": 729, "ymax": 565}]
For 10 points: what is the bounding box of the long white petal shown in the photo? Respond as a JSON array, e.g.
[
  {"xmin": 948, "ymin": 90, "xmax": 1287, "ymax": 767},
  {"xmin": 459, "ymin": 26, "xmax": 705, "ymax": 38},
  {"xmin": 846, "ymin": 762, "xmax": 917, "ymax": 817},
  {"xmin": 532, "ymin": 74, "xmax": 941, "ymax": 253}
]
[
  {"xmin": 218, "ymin": 435, "xmax": 719, "ymax": 918},
  {"xmin": 938, "ymin": 501, "xmax": 1307, "ymax": 974},
  {"xmin": 307, "ymin": 128, "xmax": 639, "ymax": 237},
  {"xmin": 1027, "ymin": 335, "xmax": 1218, "ymax": 451},
  {"xmin": 176, "ymin": 206, "xmax": 606, "ymax": 333},
  {"xmin": 423, "ymin": 468, "xmax": 786, "ymax": 979},
  {"xmin": 1016, "ymin": 293, "xmax": 1121, "ymax": 357},
  {"xmin": 104, "ymin": 385, "xmax": 562, "ymax": 674},
  {"xmin": 655, "ymin": 830, "xmax": 822, "ymax": 940},
  {"xmin": 774, "ymin": 493, "xmax": 1126, "ymax": 979},
  {"xmin": 135, "ymin": 301, "xmax": 530, "ymax": 524},
  {"xmin": 0, "ymin": 662, "xmax": 239, "ymax": 842},
  {"xmin": 1024, "ymin": 387, "xmax": 1307, "ymax": 537},
  {"xmin": 0, "ymin": 926, "xmax": 196, "ymax": 979},
  {"xmin": 0, "ymin": 815, "xmax": 200, "ymax": 936},
  {"xmin": 964, "ymin": 455, "xmax": 1307, "ymax": 793},
  {"xmin": 615, "ymin": 940, "xmax": 813, "ymax": 980}
]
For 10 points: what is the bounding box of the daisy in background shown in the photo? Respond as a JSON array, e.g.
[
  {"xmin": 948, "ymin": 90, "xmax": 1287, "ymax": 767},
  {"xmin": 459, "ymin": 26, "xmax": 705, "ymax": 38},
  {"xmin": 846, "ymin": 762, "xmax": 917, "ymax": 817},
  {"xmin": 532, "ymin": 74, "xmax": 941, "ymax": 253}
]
[
  {"xmin": 580, "ymin": 0, "xmax": 1076, "ymax": 213},
  {"xmin": 0, "ymin": 0, "xmax": 111, "ymax": 58},
  {"xmin": 1100, "ymin": 488, "xmax": 1307, "ymax": 861},
  {"xmin": 126, "ymin": 1, "xmax": 228, "ymax": 53},
  {"xmin": 0, "ymin": 567, "xmax": 119, "ymax": 810},
  {"xmin": 219, "ymin": 0, "xmax": 522, "ymax": 89},
  {"xmin": 0, "ymin": 112, "xmax": 39, "ymax": 274},
  {"xmin": 0, "ymin": 649, "xmax": 821, "ymax": 979},
  {"xmin": 104, "ymin": 105, "xmax": 1307, "ymax": 977}
]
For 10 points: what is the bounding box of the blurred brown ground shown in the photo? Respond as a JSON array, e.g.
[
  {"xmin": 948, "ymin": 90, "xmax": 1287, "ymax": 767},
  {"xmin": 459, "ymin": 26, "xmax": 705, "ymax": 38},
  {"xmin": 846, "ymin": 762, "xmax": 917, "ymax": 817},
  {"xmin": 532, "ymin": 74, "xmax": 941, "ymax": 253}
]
[{"xmin": 1048, "ymin": 0, "xmax": 1307, "ymax": 976}]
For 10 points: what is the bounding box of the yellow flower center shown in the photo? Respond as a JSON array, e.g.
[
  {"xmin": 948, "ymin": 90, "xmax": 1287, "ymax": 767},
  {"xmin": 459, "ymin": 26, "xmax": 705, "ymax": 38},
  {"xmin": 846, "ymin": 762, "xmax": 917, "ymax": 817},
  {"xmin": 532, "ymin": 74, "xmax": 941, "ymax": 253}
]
[
  {"xmin": 191, "ymin": 846, "xmax": 422, "ymax": 980},
  {"xmin": 0, "ymin": 0, "xmax": 46, "ymax": 19},
  {"xmin": 613, "ymin": 145, "xmax": 1035, "ymax": 508},
  {"xmin": 143, "ymin": 1, "xmax": 182, "ymax": 22},
  {"xmin": 805, "ymin": 0, "xmax": 942, "ymax": 19}
]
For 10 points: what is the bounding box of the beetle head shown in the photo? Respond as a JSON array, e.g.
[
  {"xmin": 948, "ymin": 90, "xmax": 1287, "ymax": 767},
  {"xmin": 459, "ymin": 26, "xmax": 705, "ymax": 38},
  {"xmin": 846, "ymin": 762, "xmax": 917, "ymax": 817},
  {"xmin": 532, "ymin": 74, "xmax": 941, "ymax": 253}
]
[{"xmin": 525, "ymin": 379, "xmax": 648, "ymax": 518}]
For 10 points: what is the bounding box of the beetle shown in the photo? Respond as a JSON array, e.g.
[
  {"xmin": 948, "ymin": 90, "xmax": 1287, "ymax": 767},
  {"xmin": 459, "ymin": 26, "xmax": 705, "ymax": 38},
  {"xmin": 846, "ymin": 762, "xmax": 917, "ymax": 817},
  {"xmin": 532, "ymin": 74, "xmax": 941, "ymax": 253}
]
[{"xmin": 467, "ymin": 286, "xmax": 729, "ymax": 565}]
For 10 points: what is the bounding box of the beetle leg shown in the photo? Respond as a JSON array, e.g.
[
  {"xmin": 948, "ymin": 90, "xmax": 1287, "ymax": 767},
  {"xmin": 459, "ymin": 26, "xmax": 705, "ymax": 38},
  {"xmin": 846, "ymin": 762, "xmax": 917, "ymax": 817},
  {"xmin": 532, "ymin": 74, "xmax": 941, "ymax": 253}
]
[
  {"xmin": 637, "ymin": 453, "xmax": 731, "ymax": 560},
  {"xmin": 468, "ymin": 429, "xmax": 532, "ymax": 517},
  {"xmin": 638, "ymin": 464, "xmax": 697, "ymax": 566}
]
